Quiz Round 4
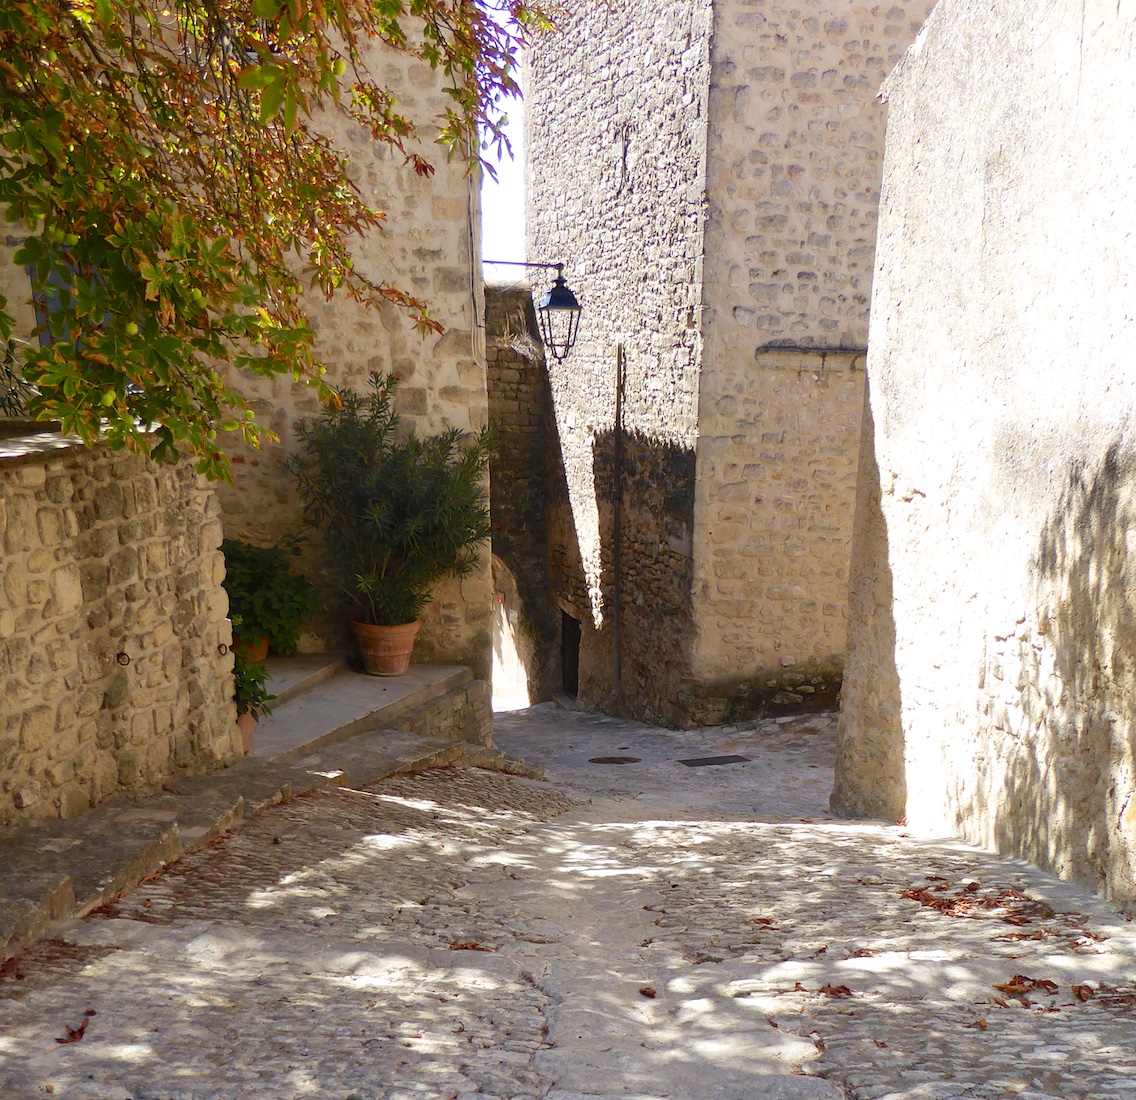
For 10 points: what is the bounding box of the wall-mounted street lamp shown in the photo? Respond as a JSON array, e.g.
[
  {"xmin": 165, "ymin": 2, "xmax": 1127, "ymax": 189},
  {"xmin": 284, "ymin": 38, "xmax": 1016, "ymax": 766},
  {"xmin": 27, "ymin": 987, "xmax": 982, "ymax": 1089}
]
[{"xmin": 484, "ymin": 260, "xmax": 582, "ymax": 361}]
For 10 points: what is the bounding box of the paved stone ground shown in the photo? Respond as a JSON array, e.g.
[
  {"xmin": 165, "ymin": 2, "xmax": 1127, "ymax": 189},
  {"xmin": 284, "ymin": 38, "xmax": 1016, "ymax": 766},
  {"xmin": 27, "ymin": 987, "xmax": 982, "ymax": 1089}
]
[{"xmin": 2, "ymin": 703, "xmax": 1136, "ymax": 1099}]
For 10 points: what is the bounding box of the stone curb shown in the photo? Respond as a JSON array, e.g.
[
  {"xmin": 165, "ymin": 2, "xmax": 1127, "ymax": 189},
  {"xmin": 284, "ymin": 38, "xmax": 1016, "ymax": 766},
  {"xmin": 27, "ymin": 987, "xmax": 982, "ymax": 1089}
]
[{"xmin": 0, "ymin": 733, "xmax": 494, "ymax": 965}]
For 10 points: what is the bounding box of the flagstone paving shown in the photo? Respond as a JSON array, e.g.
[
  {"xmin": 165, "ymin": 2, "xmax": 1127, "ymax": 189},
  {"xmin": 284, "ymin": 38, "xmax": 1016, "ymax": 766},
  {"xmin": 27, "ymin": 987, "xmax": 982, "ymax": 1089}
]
[{"xmin": 1, "ymin": 703, "xmax": 1135, "ymax": 1099}]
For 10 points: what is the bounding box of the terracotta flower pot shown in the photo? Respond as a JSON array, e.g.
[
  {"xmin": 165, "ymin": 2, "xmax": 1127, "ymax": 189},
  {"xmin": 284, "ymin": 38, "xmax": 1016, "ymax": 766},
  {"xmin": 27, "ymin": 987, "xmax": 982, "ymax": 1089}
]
[
  {"xmin": 236, "ymin": 711, "xmax": 256, "ymax": 754},
  {"xmin": 234, "ymin": 635, "xmax": 269, "ymax": 663},
  {"xmin": 351, "ymin": 619, "xmax": 420, "ymax": 676}
]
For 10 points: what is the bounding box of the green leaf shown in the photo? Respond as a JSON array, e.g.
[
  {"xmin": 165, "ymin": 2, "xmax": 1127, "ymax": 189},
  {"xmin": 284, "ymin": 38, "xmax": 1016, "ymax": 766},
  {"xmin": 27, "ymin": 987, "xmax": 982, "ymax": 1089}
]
[
  {"xmin": 252, "ymin": 0, "xmax": 285, "ymax": 17},
  {"xmin": 259, "ymin": 75, "xmax": 286, "ymax": 123}
]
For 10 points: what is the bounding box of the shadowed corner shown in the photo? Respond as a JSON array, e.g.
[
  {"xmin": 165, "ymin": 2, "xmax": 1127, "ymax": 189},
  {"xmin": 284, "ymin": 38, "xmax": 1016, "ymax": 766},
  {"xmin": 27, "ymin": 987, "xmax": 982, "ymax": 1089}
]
[
  {"xmin": 589, "ymin": 423, "xmax": 698, "ymax": 727},
  {"xmin": 486, "ymin": 286, "xmax": 561, "ymax": 710},
  {"xmin": 831, "ymin": 381, "xmax": 906, "ymax": 822}
]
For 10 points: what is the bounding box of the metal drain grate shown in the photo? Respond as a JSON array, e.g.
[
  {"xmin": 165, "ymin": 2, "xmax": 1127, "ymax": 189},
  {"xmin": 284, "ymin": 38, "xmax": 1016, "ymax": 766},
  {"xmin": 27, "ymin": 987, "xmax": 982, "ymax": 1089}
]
[
  {"xmin": 677, "ymin": 754, "xmax": 750, "ymax": 768},
  {"xmin": 588, "ymin": 756, "xmax": 641, "ymax": 765}
]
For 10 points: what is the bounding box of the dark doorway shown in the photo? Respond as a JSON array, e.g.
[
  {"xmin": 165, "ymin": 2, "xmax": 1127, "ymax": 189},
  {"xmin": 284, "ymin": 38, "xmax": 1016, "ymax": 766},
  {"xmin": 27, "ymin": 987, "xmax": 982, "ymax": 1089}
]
[{"xmin": 561, "ymin": 610, "xmax": 580, "ymax": 697}]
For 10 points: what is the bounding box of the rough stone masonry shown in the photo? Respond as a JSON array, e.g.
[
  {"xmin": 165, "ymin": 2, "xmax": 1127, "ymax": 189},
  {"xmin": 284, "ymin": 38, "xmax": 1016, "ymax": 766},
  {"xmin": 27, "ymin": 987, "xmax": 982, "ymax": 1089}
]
[
  {"xmin": 525, "ymin": 0, "xmax": 935, "ymax": 727},
  {"xmin": 0, "ymin": 435, "xmax": 238, "ymax": 827}
]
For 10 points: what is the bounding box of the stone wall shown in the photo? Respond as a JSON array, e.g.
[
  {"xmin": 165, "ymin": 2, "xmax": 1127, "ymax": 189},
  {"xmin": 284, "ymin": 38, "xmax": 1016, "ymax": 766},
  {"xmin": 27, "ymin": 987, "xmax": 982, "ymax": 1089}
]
[
  {"xmin": 214, "ymin": 37, "xmax": 493, "ymax": 679},
  {"xmin": 398, "ymin": 677, "xmax": 492, "ymax": 748},
  {"xmin": 526, "ymin": 0, "xmax": 712, "ymax": 721},
  {"xmin": 687, "ymin": 0, "xmax": 934, "ymax": 723},
  {"xmin": 527, "ymin": 0, "xmax": 929, "ymax": 725},
  {"xmin": 485, "ymin": 286, "xmax": 558, "ymax": 704},
  {"xmin": 1, "ymin": 434, "xmax": 239, "ymax": 827},
  {"xmin": 835, "ymin": 0, "xmax": 1136, "ymax": 907}
]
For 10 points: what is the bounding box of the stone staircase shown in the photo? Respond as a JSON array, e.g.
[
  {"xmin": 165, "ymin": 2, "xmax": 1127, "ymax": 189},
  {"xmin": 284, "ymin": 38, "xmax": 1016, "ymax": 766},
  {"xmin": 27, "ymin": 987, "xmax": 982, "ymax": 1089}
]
[
  {"xmin": 253, "ymin": 655, "xmax": 493, "ymax": 768},
  {"xmin": 0, "ymin": 658, "xmax": 500, "ymax": 963}
]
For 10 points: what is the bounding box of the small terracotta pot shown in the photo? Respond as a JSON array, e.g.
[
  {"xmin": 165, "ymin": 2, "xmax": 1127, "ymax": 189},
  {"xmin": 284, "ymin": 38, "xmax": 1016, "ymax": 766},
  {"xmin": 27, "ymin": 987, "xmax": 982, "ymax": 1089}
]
[
  {"xmin": 234, "ymin": 635, "xmax": 269, "ymax": 663},
  {"xmin": 351, "ymin": 619, "xmax": 420, "ymax": 676},
  {"xmin": 236, "ymin": 711, "xmax": 256, "ymax": 754}
]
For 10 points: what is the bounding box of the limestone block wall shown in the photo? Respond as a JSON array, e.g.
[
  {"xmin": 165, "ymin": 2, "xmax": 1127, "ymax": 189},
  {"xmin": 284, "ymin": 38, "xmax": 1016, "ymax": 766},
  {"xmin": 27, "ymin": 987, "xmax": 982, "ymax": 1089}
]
[
  {"xmin": 526, "ymin": 0, "xmax": 712, "ymax": 721},
  {"xmin": 215, "ymin": 38, "xmax": 493, "ymax": 678},
  {"xmin": 1, "ymin": 435, "xmax": 239, "ymax": 827},
  {"xmin": 835, "ymin": 0, "xmax": 1136, "ymax": 906},
  {"xmin": 485, "ymin": 286, "xmax": 558, "ymax": 703},
  {"xmin": 688, "ymin": 0, "xmax": 933, "ymax": 723},
  {"xmin": 527, "ymin": 0, "xmax": 929, "ymax": 725}
]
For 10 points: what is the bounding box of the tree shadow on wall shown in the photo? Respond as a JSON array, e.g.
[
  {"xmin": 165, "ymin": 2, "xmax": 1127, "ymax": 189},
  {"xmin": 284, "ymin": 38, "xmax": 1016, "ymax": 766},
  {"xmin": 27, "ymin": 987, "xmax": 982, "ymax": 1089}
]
[
  {"xmin": 987, "ymin": 441, "xmax": 1136, "ymax": 896},
  {"xmin": 831, "ymin": 387, "xmax": 906, "ymax": 821}
]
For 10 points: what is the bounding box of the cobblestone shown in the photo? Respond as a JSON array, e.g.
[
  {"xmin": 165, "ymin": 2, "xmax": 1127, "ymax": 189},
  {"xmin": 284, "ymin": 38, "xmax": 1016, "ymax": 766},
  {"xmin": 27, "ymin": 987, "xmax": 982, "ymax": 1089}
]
[{"xmin": 1, "ymin": 705, "xmax": 1135, "ymax": 1098}]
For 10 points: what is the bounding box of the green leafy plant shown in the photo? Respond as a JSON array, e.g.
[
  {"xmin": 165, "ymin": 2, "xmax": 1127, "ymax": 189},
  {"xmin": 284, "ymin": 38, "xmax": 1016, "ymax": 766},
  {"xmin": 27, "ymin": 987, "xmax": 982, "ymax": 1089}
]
[
  {"xmin": 287, "ymin": 372, "xmax": 492, "ymax": 626},
  {"xmin": 0, "ymin": 0, "xmax": 555, "ymax": 478},
  {"xmin": 222, "ymin": 536, "xmax": 320, "ymax": 656},
  {"xmin": 233, "ymin": 649, "xmax": 275, "ymax": 719}
]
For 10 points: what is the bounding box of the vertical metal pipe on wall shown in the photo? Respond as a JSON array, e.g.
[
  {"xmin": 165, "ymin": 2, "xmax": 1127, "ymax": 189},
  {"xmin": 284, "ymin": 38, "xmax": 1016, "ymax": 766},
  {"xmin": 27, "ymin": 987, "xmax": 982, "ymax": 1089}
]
[{"xmin": 612, "ymin": 343, "xmax": 625, "ymax": 701}]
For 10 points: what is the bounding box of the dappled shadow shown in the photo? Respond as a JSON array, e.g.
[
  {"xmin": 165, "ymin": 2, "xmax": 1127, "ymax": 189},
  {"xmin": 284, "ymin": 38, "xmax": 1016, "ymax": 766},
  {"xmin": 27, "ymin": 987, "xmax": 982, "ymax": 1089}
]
[
  {"xmin": 2, "ymin": 765, "xmax": 1135, "ymax": 1098},
  {"xmin": 979, "ymin": 441, "xmax": 1136, "ymax": 901}
]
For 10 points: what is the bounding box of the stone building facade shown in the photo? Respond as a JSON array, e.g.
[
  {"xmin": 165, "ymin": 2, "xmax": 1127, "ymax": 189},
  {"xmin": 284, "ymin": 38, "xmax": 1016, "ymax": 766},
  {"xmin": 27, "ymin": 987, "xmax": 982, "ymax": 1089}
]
[
  {"xmin": 213, "ymin": 39, "xmax": 494, "ymax": 679},
  {"xmin": 0, "ymin": 435, "xmax": 238, "ymax": 826},
  {"xmin": 834, "ymin": 0, "xmax": 1136, "ymax": 906},
  {"xmin": 525, "ymin": 0, "xmax": 932, "ymax": 725}
]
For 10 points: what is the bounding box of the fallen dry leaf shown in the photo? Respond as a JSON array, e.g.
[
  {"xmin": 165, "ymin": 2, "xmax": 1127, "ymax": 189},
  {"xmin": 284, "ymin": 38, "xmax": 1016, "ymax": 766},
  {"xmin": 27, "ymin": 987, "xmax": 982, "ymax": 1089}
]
[
  {"xmin": 963, "ymin": 1017, "xmax": 987, "ymax": 1030},
  {"xmin": 767, "ymin": 1017, "xmax": 779, "ymax": 1028},
  {"xmin": 818, "ymin": 984, "xmax": 854, "ymax": 999},
  {"xmin": 992, "ymin": 996, "xmax": 1010, "ymax": 1009},
  {"xmin": 55, "ymin": 1018, "xmax": 88, "ymax": 1045},
  {"xmin": 993, "ymin": 974, "xmax": 1058, "ymax": 997},
  {"xmin": 448, "ymin": 942, "xmax": 494, "ymax": 953},
  {"xmin": 873, "ymin": 1039, "xmax": 888, "ymax": 1048},
  {"xmin": 638, "ymin": 986, "xmax": 657, "ymax": 999},
  {"xmin": 1072, "ymin": 984, "xmax": 1094, "ymax": 1002}
]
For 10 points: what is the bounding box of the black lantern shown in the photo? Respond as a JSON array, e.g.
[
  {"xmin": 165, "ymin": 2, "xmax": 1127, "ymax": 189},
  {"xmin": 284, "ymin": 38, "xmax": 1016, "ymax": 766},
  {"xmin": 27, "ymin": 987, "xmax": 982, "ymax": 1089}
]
[
  {"xmin": 484, "ymin": 260, "xmax": 582, "ymax": 361},
  {"xmin": 536, "ymin": 264, "xmax": 581, "ymax": 362}
]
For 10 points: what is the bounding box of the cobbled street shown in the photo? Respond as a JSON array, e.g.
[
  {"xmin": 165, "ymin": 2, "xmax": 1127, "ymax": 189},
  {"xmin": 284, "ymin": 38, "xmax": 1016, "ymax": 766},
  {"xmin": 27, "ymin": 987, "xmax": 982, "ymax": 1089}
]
[{"xmin": 2, "ymin": 703, "xmax": 1136, "ymax": 1100}]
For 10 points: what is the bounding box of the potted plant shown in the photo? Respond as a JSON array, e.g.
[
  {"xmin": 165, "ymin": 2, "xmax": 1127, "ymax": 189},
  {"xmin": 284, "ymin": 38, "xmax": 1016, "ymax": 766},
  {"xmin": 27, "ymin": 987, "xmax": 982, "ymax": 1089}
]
[
  {"xmin": 221, "ymin": 536, "xmax": 320, "ymax": 660},
  {"xmin": 286, "ymin": 372, "xmax": 492, "ymax": 675},
  {"xmin": 233, "ymin": 650, "xmax": 275, "ymax": 753}
]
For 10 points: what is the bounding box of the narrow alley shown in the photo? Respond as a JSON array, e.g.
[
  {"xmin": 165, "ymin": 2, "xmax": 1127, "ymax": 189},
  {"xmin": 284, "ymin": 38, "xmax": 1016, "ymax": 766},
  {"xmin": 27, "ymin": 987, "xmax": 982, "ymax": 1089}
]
[{"xmin": 2, "ymin": 705, "xmax": 1134, "ymax": 1100}]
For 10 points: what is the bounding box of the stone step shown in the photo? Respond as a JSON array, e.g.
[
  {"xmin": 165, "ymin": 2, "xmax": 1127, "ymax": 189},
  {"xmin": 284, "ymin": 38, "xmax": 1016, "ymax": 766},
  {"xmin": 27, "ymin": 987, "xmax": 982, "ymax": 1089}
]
[
  {"xmin": 264, "ymin": 653, "xmax": 348, "ymax": 704},
  {"xmin": 0, "ymin": 726, "xmax": 483, "ymax": 964},
  {"xmin": 0, "ymin": 757, "xmax": 341, "ymax": 962},
  {"xmin": 251, "ymin": 664, "xmax": 473, "ymax": 763},
  {"xmin": 1, "ymin": 660, "xmax": 489, "ymax": 964},
  {"xmin": 295, "ymin": 727, "xmax": 471, "ymax": 788}
]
